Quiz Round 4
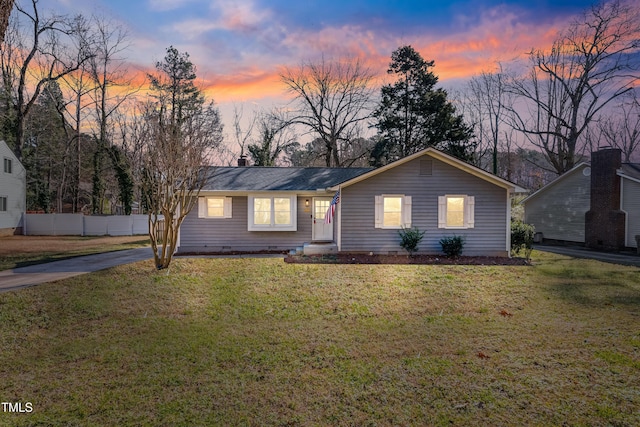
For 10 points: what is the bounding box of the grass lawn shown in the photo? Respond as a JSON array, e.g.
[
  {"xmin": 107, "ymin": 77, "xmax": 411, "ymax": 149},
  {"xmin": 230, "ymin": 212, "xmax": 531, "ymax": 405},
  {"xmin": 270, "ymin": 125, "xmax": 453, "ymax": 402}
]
[
  {"xmin": 0, "ymin": 251, "xmax": 638, "ymax": 426},
  {"xmin": 0, "ymin": 236, "xmax": 150, "ymax": 271}
]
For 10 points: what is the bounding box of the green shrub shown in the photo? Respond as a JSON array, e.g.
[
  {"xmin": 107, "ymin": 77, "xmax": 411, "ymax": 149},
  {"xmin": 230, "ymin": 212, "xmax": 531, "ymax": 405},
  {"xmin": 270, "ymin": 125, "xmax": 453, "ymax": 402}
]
[
  {"xmin": 511, "ymin": 220, "xmax": 535, "ymax": 259},
  {"xmin": 439, "ymin": 235, "xmax": 465, "ymax": 257},
  {"xmin": 398, "ymin": 227, "xmax": 426, "ymax": 256}
]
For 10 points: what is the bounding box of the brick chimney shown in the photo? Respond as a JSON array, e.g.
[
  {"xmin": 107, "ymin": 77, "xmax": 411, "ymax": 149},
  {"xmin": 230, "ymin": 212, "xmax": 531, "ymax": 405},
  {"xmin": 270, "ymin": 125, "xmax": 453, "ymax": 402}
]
[
  {"xmin": 585, "ymin": 148, "xmax": 626, "ymax": 251},
  {"xmin": 237, "ymin": 155, "xmax": 247, "ymax": 167}
]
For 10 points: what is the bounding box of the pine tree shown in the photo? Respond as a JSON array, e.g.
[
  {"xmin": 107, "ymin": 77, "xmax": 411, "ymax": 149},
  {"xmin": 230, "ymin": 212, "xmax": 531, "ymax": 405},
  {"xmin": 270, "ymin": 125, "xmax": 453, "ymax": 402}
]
[{"xmin": 372, "ymin": 45, "xmax": 474, "ymax": 165}]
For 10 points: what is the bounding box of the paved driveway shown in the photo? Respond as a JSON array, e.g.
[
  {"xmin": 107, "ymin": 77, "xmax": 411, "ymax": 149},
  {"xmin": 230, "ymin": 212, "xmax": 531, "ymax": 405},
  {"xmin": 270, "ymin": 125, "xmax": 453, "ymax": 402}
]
[
  {"xmin": 0, "ymin": 247, "xmax": 153, "ymax": 293},
  {"xmin": 535, "ymin": 245, "xmax": 640, "ymax": 268}
]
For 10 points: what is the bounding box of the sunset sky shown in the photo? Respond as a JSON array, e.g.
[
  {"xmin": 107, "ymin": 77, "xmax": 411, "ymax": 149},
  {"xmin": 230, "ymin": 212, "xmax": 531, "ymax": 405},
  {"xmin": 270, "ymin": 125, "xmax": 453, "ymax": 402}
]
[{"xmin": 34, "ymin": 0, "xmax": 597, "ymax": 132}]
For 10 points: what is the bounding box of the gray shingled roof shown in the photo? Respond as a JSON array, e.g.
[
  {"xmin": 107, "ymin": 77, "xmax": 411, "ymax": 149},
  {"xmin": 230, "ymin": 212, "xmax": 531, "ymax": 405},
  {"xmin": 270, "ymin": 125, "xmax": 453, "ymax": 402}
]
[
  {"xmin": 201, "ymin": 167, "xmax": 373, "ymax": 191},
  {"xmin": 621, "ymin": 163, "xmax": 640, "ymax": 181}
]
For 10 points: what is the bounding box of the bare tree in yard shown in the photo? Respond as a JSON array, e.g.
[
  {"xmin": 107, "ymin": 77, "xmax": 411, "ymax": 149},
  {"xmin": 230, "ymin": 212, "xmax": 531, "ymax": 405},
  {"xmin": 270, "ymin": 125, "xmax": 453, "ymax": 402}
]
[
  {"xmin": 143, "ymin": 46, "xmax": 223, "ymax": 270},
  {"xmin": 507, "ymin": 0, "xmax": 640, "ymax": 175},
  {"xmin": 0, "ymin": 0, "xmax": 93, "ymax": 161},
  {"xmin": 0, "ymin": 0, "xmax": 15, "ymax": 44},
  {"xmin": 281, "ymin": 56, "xmax": 375, "ymax": 167}
]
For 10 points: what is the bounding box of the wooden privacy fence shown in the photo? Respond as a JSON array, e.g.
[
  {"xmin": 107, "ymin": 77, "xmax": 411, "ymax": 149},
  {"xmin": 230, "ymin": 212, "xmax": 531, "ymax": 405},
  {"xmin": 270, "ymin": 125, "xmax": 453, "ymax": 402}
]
[{"xmin": 23, "ymin": 214, "xmax": 150, "ymax": 236}]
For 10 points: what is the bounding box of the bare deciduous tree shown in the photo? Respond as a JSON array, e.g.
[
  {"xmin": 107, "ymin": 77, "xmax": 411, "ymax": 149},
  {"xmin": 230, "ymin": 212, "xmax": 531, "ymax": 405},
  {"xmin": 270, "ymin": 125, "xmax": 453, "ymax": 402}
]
[
  {"xmin": 248, "ymin": 108, "xmax": 297, "ymax": 166},
  {"xmin": 230, "ymin": 103, "xmax": 257, "ymax": 163},
  {"xmin": 466, "ymin": 64, "xmax": 513, "ymax": 174},
  {"xmin": 87, "ymin": 15, "xmax": 138, "ymax": 214},
  {"xmin": 507, "ymin": 0, "xmax": 640, "ymax": 175},
  {"xmin": 281, "ymin": 56, "xmax": 375, "ymax": 166},
  {"xmin": 1, "ymin": 0, "xmax": 93, "ymax": 161},
  {"xmin": 596, "ymin": 90, "xmax": 640, "ymax": 162}
]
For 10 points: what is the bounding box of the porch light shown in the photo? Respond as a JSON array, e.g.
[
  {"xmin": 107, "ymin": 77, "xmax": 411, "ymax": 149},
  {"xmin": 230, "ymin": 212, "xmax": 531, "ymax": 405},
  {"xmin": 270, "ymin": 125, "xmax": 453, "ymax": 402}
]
[{"xmin": 305, "ymin": 199, "xmax": 310, "ymax": 207}]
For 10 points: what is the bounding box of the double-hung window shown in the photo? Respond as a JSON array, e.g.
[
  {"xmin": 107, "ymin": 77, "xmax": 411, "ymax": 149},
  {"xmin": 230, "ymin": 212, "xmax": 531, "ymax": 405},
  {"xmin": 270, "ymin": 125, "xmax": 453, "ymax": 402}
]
[
  {"xmin": 438, "ymin": 195, "xmax": 475, "ymax": 229},
  {"xmin": 3, "ymin": 158, "xmax": 11, "ymax": 174},
  {"xmin": 0, "ymin": 196, "xmax": 6, "ymax": 212},
  {"xmin": 248, "ymin": 195, "xmax": 297, "ymax": 231},
  {"xmin": 198, "ymin": 196, "xmax": 232, "ymax": 218},
  {"xmin": 374, "ymin": 195, "xmax": 412, "ymax": 229}
]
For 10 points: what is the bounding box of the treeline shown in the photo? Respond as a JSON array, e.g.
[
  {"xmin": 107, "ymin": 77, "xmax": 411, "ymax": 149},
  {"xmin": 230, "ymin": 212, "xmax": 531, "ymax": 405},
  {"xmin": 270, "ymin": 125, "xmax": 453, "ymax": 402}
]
[{"xmin": 1, "ymin": 0, "xmax": 639, "ymax": 215}]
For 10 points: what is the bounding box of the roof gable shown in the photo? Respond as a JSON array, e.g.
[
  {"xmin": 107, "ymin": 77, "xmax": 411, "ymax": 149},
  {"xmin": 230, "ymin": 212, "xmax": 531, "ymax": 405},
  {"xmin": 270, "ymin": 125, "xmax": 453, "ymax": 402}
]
[
  {"xmin": 334, "ymin": 148, "xmax": 524, "ymax": 192},
  {"xmin": 522, "ymin": 162, "xmax": 589, "ymax": 204},
  {"xmin": 0, "ymin": 140, "xmax": 24, "ymax": 170},
  {"xmin": 523, "ymin": 160, "xmax": 640, "ymax": 203}
]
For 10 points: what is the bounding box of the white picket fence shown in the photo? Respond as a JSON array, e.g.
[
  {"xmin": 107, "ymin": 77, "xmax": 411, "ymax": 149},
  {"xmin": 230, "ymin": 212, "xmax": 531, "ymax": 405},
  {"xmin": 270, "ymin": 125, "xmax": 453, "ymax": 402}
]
[{"xmin": 24, "ymin": 214, "xmax": 149, "ymax": 236}]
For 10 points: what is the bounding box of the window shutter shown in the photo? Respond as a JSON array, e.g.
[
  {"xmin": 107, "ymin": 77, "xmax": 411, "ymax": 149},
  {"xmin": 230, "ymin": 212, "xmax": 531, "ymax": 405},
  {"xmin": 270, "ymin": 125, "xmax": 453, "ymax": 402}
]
[
  {"xmin": 198, "ymin": 197, "xmax": 206, "ymax": 218},
  {"xmin": 223, "ymin": 197, "xmax": 232, "ymax": 218},
  {"xmin": 466, "ymin": 196, "xmax": 475, "ymax": 228},
  {"xmin": 374, "ymin": 195, "xmax": 383, "ymax": 228},
  {"xmin": 438, "ymin": 196, "xmax": 446, "ymax": 228},
  {"xmin": 402, "ymin": 196, "xmax": 412, "ymax": 228}
]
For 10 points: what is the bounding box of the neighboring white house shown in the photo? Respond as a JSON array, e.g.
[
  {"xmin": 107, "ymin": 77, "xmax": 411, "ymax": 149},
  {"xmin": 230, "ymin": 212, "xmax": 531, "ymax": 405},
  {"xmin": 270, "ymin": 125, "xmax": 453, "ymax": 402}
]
[{"xmin": 0, "ymin": 140, "xmax": 26, "ymax": 235}]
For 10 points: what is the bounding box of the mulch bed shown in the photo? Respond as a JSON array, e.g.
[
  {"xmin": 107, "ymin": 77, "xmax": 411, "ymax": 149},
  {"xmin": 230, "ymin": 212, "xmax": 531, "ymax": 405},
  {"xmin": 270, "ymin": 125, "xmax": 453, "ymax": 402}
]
[{"xmin": 284, "ymin": 253, "xmax": 530, "ymax": 265}]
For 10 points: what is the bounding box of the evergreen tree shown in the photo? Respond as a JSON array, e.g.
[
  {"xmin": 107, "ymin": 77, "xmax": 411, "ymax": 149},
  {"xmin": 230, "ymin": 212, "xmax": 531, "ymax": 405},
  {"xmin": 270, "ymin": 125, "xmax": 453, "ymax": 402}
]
[{"xmin": 372, "ymin": 45, "xmax": 474, "ymax": 165}]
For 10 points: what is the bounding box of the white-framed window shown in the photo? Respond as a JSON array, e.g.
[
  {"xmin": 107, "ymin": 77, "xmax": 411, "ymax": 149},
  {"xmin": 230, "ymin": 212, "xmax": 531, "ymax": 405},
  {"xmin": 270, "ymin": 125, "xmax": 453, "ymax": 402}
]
[
  {"xmin": 374, "ymin": 195, "xmax": 412, "ymax": 229},
  {"xmin": 198, "ymin": 196, "xmax": 232, "ymax": 218},
  {"xmin": 438, "ymin": 195, "xmax": 475, "ymax": 229},
  {"xmin": 0, "ymin": 196, "xmax": 7, "ymax": 212},
  {"xmin": 3, "ymin": 158, "xmax": 11, "ymax": 174},
  {"xmin": 248, "ymin": 194, "xmax": 297, "ymax": 231}
]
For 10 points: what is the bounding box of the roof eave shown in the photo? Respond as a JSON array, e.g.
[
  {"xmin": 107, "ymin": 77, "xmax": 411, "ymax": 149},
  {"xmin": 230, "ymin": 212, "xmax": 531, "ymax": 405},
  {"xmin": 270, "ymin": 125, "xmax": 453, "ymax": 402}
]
[{"xmin": 618, "ymin": 170, "xmax": 640, "ymax": 184}]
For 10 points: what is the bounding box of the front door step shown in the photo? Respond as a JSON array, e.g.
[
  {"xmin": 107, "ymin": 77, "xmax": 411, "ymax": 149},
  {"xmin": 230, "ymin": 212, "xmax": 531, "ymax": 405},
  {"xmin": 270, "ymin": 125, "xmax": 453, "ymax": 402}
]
[{"xmin": 303, "ymin": 242, "xmax": 337, "ymax": 255}]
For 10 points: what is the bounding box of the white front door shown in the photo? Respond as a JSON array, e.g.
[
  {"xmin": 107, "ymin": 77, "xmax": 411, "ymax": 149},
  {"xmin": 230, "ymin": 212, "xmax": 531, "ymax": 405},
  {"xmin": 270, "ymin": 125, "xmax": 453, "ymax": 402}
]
[{"xmin": 312, "ymin": 197, "xmax": 334, "ymax": 241}]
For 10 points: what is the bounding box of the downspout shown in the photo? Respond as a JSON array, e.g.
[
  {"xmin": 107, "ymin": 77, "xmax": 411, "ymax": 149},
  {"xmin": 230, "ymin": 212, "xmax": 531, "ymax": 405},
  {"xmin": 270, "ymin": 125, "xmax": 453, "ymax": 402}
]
[
  {"xmin": 620, "ymin": 176, "xmax": 627, "ymax": 247},
  {"xmin": 337, "ymin": 187, "xmax": 342, "ymax": 252},
  {"xmin": 506, "ymin": 188, "xmax": 512, "ymax": 257}
]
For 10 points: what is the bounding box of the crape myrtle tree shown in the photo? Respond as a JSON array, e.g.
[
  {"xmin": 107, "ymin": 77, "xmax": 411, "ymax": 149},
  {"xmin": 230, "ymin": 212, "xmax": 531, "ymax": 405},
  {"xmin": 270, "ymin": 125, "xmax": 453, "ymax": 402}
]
[
  {"xmin": 507, "ymin": 0, "xmax": 640, "ymax": 175},
  {"xmin": 372, "ymin": 45, "xmax": 474, "ymax": 166},
  {"xmin": 143, "ymin": 46, "xmax": 223, "ymax": 270}
]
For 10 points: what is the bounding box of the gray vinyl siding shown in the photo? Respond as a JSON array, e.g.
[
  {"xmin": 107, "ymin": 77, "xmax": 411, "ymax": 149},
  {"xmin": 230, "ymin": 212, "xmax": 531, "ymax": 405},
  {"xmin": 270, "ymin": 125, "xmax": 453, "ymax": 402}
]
[
  {"xmin": 622, "ymin": 177, "xmax": 640, "ymax": 248},
  {"xmin": 524, "ymin": 167, "xmax": 589, "ymax": 243},
  {"xmin": 339, "ymin": 154, "xmax": 509, "ymax": 256},
  {"xmin": 178, "ymin": 195, "xmax": 313, "ymax": 253}
]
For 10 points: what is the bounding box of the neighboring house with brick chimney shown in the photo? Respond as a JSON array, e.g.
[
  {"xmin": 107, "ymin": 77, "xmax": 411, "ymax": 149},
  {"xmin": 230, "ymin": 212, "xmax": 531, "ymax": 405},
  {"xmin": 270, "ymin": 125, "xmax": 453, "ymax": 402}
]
[
  {"xmin": 178, "ymin": 148, "xmax": 525, "ymax": 257},
  {"xmin": 523, "ymin": 147, "xmax": 640, "ymax": 250}
]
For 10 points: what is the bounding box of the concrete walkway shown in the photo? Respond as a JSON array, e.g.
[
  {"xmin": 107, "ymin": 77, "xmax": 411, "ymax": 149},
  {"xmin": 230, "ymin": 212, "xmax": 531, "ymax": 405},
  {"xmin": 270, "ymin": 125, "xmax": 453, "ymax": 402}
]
[
  {"xmin": 0, "ymin": 247, "xmax": 154, "ymax": 293},
  {"xmin": 535, "ymin": 245, "xmax": 640, "ymax": 268}
]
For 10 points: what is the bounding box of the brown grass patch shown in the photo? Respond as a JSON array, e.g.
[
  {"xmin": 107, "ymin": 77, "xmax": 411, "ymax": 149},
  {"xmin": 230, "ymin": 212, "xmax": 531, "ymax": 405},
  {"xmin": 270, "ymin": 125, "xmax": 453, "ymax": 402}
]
[
  {"xmin": 0, "ymin": 235, "xmax": 149, "ymax": 270},
  {"xmin": 0, "ymin": 235, "xmax": 148, "ymax": 255}
]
